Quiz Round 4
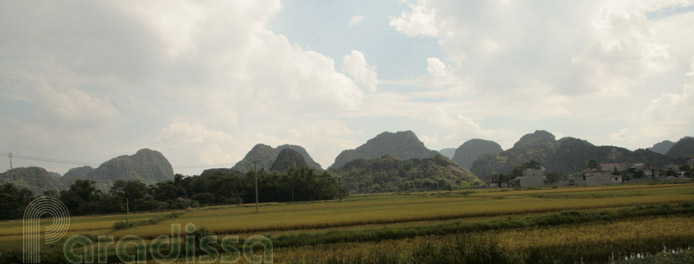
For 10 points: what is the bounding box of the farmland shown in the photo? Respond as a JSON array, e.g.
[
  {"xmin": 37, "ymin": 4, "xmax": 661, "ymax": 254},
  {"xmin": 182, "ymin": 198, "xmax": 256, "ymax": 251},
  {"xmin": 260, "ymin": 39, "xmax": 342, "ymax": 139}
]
[{"xmin": 0, "ymin": 182, "xmax": 693, "ymax": 263}]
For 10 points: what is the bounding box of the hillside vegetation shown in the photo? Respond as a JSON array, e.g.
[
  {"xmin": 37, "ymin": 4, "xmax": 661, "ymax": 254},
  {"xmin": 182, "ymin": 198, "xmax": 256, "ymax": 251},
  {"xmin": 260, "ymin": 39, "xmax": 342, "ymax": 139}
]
[
  {"xmin": 470, "ymin": 130, "xmax": 677, "ymax": 176},
  {"xmin": 60, "ymin": 149, "xmax": 174, "ymax": 190},
  {"xmin": 331, "ymin": 130, "xmax": 437, "ymax": 168},
  {"xmin": 332, "ymin": 154, "xmax": 480, "ymax": 193},
  {"xmin": 233, "ymin": 144, "xmax": 322, "ymax": 172},
  {"xmin": 0, "ymin": 167, "xmax": 65, "ymax": 195}
]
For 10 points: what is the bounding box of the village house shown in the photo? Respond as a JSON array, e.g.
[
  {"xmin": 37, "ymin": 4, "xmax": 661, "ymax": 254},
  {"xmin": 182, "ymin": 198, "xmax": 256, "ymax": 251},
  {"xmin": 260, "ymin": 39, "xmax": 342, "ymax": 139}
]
[
  {"xmin": 565, "ymin": 165, "xmax": 622, "ymax": 186},
  {"xmin": 517, "ymin": 168, "xmax": 545, "ymax": 187},
  {"xmin": 484, "ymin": 174, "xmax": 500, "ymax": 188},
  {"xmin": 600, "ymin": 163, "xmax": 625, "ymax": 173}
]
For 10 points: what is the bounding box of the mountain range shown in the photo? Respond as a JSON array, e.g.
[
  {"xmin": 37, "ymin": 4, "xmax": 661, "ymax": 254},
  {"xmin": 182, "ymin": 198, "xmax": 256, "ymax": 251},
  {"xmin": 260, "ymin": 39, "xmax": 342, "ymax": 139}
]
[
  {"xmin": 60, "ymin": 148, "xmax": 174, "ymax": 191},
  {"xmin": 469, "ymin": 130, "xmax": 693, "ymax": 177},
  {"xmin": 232, "ymin": 144, "xmax": 322, "ymax": 172},
  {"xmin": 1, "ymin": 149, "xmax": 174, "ymax": 194},
  {"xmin": 4, "ymin": 130, "xmax": 692, "ymax": 195}
]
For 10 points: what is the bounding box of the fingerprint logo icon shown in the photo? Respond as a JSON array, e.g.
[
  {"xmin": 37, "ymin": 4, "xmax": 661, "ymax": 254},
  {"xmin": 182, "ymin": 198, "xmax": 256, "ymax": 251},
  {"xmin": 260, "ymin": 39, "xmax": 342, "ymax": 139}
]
[{"xmin": 23, "ymin": 196, "xmax": 70, "ymax": 263}]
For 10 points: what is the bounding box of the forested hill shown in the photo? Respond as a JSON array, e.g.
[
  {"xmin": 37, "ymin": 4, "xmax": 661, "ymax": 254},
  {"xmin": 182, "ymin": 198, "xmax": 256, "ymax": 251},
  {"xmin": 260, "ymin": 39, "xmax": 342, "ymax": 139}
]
[
  {"xmin": 0, "ymin": 167, "xmax": 65, "ymax": 195},
  {"xmin": 452, "ymin": 139, "xmax": 503, "ymax": 169},
  {"xmin": 331, "ymin": 130, "xmax": 438, "ymax": 169},
  {"xmin": 232, "ymin": 144, "xmax": 322, "ymax": 172},
  {"xmin": 332, "ymin": 154, "xmax": 481, "ymax": 193},
  {"xmin": 469, "ymin": 130, "xmax": 674, "ymax": 177},
  {"xmin": 61, "ymin": 148, "xmax": 174, "ymax": 191},
  {"xmin": 270, "ymin": 148, "xmax": 309, "ymax": 172},
  {"xmin": 666, "ymin": 137, "xmax": 694, "ymax": 158}
]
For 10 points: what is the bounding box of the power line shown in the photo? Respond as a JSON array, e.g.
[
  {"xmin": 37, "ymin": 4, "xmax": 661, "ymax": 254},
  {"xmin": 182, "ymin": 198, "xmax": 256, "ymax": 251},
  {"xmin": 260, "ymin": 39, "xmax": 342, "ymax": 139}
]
[
  {"xmin": 1, "ymin": 152, "xmax": 98, "ymax": 166},
  {"xmin": 8, "ymin": 152, "xmax": 12, "ymax": 182},
  {"xmin": 2, "ymin": 152, "xmax": 233, "ymax": 172}
]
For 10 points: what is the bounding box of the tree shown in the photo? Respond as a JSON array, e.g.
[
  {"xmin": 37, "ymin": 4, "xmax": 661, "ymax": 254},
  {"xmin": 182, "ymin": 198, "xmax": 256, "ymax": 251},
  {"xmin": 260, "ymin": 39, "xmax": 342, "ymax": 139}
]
[
  {"xmin": 512, "ymin": 160, "xmax": 541, "ymax": 177},
  {"xmin": 587, "ymin": 158, "xmax": 598, "ymax": 169},
  {"xmin": 0, "ymin": 183, "xmax": 35, "ymax": 220},
  {"xmin": 545, "ymin": 172, "xmax": 564, "ymax": 184}
]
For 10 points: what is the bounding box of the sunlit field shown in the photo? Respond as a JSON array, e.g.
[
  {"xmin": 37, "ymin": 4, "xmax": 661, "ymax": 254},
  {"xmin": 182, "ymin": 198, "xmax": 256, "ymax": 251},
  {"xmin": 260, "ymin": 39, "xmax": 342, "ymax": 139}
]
[{"xmin": 1, "ymin": 182, "xmax": 693, "ymax": 263}]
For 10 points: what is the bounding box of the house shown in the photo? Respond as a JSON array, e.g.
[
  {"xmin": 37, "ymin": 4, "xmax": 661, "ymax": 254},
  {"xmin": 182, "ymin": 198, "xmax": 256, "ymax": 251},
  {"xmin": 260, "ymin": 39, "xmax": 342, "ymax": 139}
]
[
  {"xmin": 484, "ymin": 175, "xmax": 500, "ymax": 188},
  {"xmin": 630, "ymin": 163, "xmax": 646, "ymax": 171},
  {"xmin": 517, "ymin": 168, "xmax": 545, "ymax": 187},
  {"xmin": 600, "ymin": 163, "xmax": 625, "ymax": 173},
  {"xmin": 567, "ymin": 171, "xmax": 621, "ymax": 186}
]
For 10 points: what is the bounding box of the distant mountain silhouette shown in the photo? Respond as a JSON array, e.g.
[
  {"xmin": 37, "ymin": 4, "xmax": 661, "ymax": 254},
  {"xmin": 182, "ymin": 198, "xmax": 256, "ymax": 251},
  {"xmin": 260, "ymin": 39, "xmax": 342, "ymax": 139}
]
[
  {"xmin": 331, "ymin": 130, "xmax": 437, "ymax": 169},
  {"xmin": 649, "ymin": 140, "xmax": 675, "ymax": 155},
  {"xmin": 452, "ymin": 139, "xmax": 503, "ymax": 169},
  {"xmin": 61, "ymin": 149, "xmax": 174, "ymax": 190},
  {"xmin": 232, "ymin": 144, "xmax": 322, "ymax": 172},
  {"xmin": 0, "ymin": 167, "xmax": 66, "ymax": 195},
  {"xmin": 470, "ymin": 131, "xmax": 673, "ymax": 177},
  {"xmin": 270, "ymin": 148, "xmax": 309, "ymax": 172},
  {"xmin": 439, "ymin": 148, "xmax": 456, "ymax": 159},
  {"xmin": 333, "ymin": 154, "xmax": 480, "ymax": 193}
]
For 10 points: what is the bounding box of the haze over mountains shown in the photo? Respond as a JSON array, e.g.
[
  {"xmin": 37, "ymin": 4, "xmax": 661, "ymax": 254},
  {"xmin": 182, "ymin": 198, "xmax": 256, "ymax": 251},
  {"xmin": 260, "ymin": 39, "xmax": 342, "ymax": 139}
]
[
  {"xmin": 649, "ymin": 140, "xmax": 676, "ymax": 155},
  {"xmin": 439, "ymin": 148, "xmax": 456, "ymax": 159},
  {"xmin": 3, "ymin": 129, "xmax": 693, "ymax": 195},
  {"xmin": 1, "ymin": 149, "xmax": 173, "ymax": 193},
  {"xmin": 469, "ymin": 130, "xmax": 693, "ymax": 177}
]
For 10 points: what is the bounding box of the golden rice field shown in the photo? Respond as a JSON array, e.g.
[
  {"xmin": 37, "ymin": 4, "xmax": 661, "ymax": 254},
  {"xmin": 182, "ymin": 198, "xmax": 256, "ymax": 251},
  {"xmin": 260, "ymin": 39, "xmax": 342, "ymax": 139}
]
[
  {"xmin": 0, "ymin": 182, "xmax": 692, "ymax": 263},
  {"xmin": 270, "ymin": 216, "xmax": 694, "ymax": 263}
]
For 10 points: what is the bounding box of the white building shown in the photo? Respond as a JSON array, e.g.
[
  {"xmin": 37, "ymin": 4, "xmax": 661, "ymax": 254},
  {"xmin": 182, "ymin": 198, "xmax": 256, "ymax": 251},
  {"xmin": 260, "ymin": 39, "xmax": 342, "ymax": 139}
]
[{"xmin": 518, "ymin": 168, "xmax": 545, "ymax": 187}]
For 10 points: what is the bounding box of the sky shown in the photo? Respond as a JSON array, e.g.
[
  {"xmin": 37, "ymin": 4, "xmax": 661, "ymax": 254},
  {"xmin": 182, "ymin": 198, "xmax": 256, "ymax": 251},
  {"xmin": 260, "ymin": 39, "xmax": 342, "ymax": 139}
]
[{"xmin": 1, "ymin": 0, "xmax": 694, "ymax": 176}]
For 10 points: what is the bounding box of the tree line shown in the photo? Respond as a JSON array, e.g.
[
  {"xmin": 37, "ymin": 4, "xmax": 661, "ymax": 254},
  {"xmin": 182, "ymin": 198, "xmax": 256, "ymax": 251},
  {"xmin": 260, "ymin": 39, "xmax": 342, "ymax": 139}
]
[{"xmin": 0, "ymin": 167, "xmax": 345, "ymax": 220}]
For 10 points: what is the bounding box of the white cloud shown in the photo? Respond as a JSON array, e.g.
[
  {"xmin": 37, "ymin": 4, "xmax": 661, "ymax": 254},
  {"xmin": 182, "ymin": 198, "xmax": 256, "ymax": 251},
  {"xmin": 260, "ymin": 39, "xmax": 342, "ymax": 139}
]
[
  {"xmin": 389, "ymin": 0, "xmax": 694, "ymax": 149},
  {"xmin": 0, "ymin": 0, "xmax": 373, "ymax": 174},
  {"xmin": 349, "ymin": 15, "xmax": 365, "ymax": 26},
  {"xmin": 610, "ymin": 56, "xmax": 694, "ymax": 143},
  {"xmin": 343, "ymin": 50, "xmax": 379, "ymax": 92},
  {"xmin": 2, "ymin": 0, "xmax": 694, "ymax": 175},
  {"xmin": 389, "ymin": 1, "xmax": 439, "ymax": 37}
]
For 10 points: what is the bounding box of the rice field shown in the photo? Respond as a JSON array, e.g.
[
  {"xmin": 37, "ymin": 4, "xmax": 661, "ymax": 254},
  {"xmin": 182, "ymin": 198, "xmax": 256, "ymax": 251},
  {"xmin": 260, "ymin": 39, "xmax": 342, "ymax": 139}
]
[{"xmin": 0, "ymin": 182, "xmax": 692, "ymax": 263}]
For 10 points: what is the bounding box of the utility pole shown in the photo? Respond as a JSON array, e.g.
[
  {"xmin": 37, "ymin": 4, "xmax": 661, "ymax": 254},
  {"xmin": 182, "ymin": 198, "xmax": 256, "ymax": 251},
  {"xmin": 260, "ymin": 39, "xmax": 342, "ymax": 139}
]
[
  {"xmin": 125, "ymin": 197, "xmax": 130, "ymax": 224},
  {"xmin": 253, "ymin": 161, "xmax": 259, "ymax": 213},
  {"xmin": 8, "ymin": 152, "xmax": 13, "ymax": 182},
  {"xmin": 338, "ymin": 178, "xmax": 342, "ymax": 202}
]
